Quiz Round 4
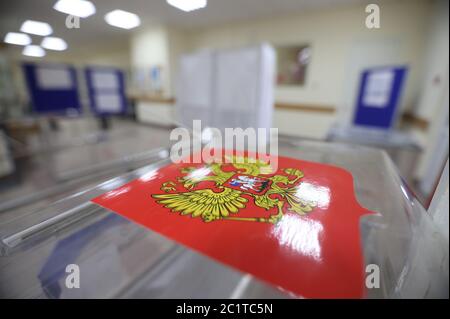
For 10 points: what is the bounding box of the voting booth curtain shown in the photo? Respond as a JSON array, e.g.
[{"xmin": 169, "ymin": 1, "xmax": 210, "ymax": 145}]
[{"xmin": 176, "ymin": 44, "xmax": 276, "ymax": 131}]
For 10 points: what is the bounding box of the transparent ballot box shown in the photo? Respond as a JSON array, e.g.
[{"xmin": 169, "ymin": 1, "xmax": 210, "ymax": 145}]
[
  {"xmin": 0, "ymin": 140, "xmax": 447, "ymax": 298},
  {"xmin": 326, "ymin": 125, "xmax": 422, "ymax": 186}
]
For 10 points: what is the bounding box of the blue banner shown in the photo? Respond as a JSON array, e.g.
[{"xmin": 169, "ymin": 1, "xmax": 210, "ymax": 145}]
[
  {"xmin": 23, "ymin": 63, "xmax": 81, "ymax": 114},
  {"xmin": 353, "ymin": 66, "xmax": 407, "ymax": 129},
  {"xmin": 85, "ymin": 67, "xmax": 127, "ymax": 115}
]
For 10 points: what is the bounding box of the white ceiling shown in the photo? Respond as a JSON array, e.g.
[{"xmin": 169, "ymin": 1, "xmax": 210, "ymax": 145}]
[{"xmin": 0, "ymin": 0, "xmax": 366, "ymax": 51}]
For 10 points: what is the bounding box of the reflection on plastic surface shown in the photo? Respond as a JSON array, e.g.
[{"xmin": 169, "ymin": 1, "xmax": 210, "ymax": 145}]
[
  {"xmin": 102, "ymin": 186, "xmax": 131, "ymax": 199},
  {"xmin": 295, "ymin": 182, "xmax": 331, "ymax": 209},
  {"xmin": 38, "ymin": 215, "xmax": 126, "ymax": 298},
  {"xmin": 92, "ymin": 151, "xmax": 372, "ymax": 298},
  {"xmin": 187, "ymin": 167, "xmax": 212, "ymax": 182},
  {"xmin": 138, "ymin": 169, "xmax": 158, "ymax": 182},
  {"xmin": 272, "ymin": 215, "xmax": 323, "ymax": 261}
]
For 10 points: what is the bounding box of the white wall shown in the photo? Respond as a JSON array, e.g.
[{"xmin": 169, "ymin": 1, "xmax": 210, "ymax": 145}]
[
  {"xmin": 130, "ymin": 26, "xmax": 188, "ymax": 98},
  {"xmin": 130, "ymin": 26, "xmax": 189, "ymax": 128},
  {"xmin": 413, "ymin": 0, "xmax": 449, "ymax": 184},
  {"xmin": 133, "ymin": 0, "xmax": 436, "ymax": 140},
  {"xmin": 136, "ymin": 101, "xmax": 175, "ymax": 127},
  {"xmin": 129, "ymin": 0, "xmax": 450, "ymax": 169},
  {"xmin": 131, "ymin": 26, "xmax": 169, "ymax": 69},
  {"xmin": 274, "ymin": 109, "xmax": 335, "ymax": 139},
  {"xmin": 187, "ymin": 0, "xmax": 431, "ymax": 113},
  {"xmin": 415, "ymin": 0, "xmax": 449, "ymax": 122}
]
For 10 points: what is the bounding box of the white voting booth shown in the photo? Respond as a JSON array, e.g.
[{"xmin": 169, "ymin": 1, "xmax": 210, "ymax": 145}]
[{"xmin": 176, "ymin": 44, "xmax": 275, "ymax": 131}]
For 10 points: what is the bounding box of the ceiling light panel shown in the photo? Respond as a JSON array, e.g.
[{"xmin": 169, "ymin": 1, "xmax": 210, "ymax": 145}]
[
  {"xmin": 20, "ymin": 20, "xmax": 53, "ymax": 36},
  {"xmin": 167, "ymin": 0, "xmax": 207, "ymax": 12},
  {"xmin": 41, "ymin": 37, "xmax": 68, "ymax": 51},
  {"xmin": 4, "ymin": 32, "xmax": 31, "ymax": 45},
  {"xmin": 104, "ymin": 10, "xmax": 141, "ymax": 29},
  {"xmin": 53, "ymin": 0, "xmax": 96, "ymax": 18},
  {"xmin": 22, "ymin": 45, "xmax": 46, "ymax": 57}
]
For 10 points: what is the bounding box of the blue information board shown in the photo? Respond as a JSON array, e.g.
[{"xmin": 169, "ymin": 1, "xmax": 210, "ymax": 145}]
[
  {"xmin": 23, "ymin": 63, "xmax": 81, "ymax": 114},
  {"xmin": 85, "ymin": 67, "xmax": 127, "ymax": 115},
  {"xmin": 353, "ymin": 66, "xmax": 407, "ymax": 129}
]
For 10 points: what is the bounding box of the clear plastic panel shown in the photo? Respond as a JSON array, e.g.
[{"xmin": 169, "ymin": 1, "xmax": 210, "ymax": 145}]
[{"xmin": 0, "ymin": 139, "xmax": 447, "ymax": 298}]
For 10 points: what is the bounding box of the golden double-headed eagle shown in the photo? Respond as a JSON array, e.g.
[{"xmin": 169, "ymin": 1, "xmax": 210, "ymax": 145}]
[{"xmin": 152, "ymin": 156, "xmax": 316, "ymax": 224}]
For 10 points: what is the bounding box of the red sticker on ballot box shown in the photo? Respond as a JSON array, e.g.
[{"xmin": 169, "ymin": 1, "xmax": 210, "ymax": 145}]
[{"xmin": 92, "ymin": 151, "xmax": 372, "ymax": 298}]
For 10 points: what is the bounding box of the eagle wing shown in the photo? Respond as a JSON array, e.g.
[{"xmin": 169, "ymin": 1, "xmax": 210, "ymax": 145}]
[{"xmin": 152, "ymin": 188, "xmax": 248, "ymax": 218}]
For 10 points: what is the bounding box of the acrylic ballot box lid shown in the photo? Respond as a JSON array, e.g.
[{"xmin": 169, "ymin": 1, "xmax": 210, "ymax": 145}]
[
  {"xmin": 327, "ymin": 125, "xmax": 421, "ymax": 150},
  {"xmin": 0, "ymin": 139, "xmax": 447, "ymax": 298},
  {"xmin": 326, "ymin": 125, "xmax": 422, "ymax": 186},
  {"xmin": 0, "ymin": 118, "xmax": 173, "ymax": 221}
]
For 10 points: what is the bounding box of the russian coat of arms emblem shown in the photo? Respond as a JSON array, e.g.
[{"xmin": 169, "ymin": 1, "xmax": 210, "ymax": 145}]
[{"xmin": 152, "ymin": 155, "xmax": 316, "ymax": 224}]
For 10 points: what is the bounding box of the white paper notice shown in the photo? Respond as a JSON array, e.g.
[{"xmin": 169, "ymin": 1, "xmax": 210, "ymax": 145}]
[
  {"xmin": 363, "ymin": 69, "xmax": 394, "ymax": 108},
  {"xmin": 92, "ymin": 71, "xmax": 119, "ymax": 90},
  {"xmin": 95, "ymin": 93, "xmax": 121, "ymax": 112},
  {"xmin": 36, "ymin": 66, "xmax": 73, "ymax": 90}
]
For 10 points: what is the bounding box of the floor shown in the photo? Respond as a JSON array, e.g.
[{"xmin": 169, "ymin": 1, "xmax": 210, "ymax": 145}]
[{"xmin": 0, "ymin": 116, "xmax": 173, "ymax": 226}]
